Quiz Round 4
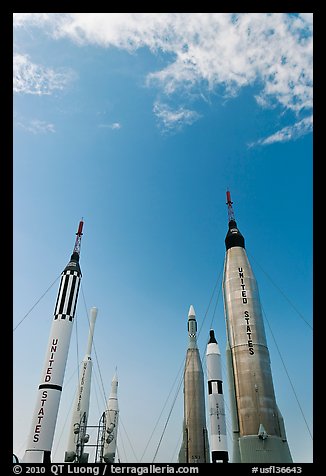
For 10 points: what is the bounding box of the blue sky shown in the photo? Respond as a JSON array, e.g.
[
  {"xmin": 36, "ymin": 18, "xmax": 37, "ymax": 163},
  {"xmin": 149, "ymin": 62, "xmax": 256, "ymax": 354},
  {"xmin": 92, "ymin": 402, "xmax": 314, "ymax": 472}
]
[{"xmin": 13, "ymin": 13, "xmax": 313, "ymax": 463}]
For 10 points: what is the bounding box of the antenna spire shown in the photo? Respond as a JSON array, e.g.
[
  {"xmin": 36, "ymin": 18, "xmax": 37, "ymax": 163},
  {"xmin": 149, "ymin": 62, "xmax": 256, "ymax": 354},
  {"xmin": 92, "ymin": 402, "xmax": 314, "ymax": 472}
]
[
  {"xmin": 73, "ymin": 218, "xmax": 84, "ymax": 256},
  {"xmin": 226, "ymin": 190, "xmax": 235, "ymax": 223},
  {"xmin": 225, "ymin": 191, "xmax": 245, "ymax": 250}
]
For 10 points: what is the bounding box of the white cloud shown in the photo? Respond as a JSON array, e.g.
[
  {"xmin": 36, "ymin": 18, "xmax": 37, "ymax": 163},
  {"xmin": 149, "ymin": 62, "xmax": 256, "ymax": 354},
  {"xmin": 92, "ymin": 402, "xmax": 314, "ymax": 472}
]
[
  {"xmin": 110, "ymin": 122, "xmax": 121, "ymax": 130},
  {"xmin": 13, "ymin": 13, "xmax": 54, "ymax": 28},
  {"xmin": 13, "ymin": 53, "xmax": 74, "ymax": 95},
  {"xmin": 13, "ymin": 14, "xmax": 312, "ymax": 108},
  {"xmin": 98, "ymin": 122, "xmax": 122, "ymax": 130},
  {"xmin": 153, "ymin": 101, "xmax": 200, "ymax": 132},
  {"xmin": 249, "ymin": 115, "xmax": 313, "ymax": 146},
  {"xmin": 16, "ymin": 119, "xmax": 56, "ymax": 134},
  {"xmin": 14, "ymin": 13, "xmax": 313, "ymax": 137}
]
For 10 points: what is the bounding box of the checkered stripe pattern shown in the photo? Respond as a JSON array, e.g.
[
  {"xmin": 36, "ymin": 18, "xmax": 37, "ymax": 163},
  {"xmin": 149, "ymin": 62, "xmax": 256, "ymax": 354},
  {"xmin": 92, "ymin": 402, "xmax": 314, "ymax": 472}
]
[{"xmin": 53, "ymin": 270, "xmax": 81, "ymax": 321}]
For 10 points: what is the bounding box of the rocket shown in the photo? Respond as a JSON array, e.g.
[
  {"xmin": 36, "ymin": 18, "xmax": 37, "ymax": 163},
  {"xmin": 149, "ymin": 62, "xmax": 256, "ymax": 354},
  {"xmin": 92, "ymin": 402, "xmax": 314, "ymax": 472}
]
[
  {"xmin": 178, "ymin": 305, "xmax": 210, "ymax": 463},
  {"xmin": 64, "ymin": 307, "xmax": 98, "ymax": 463},
  {"xmin": 206, "ymin": 329, "xmax": 229, "ymax": 463},
  {"xmin": 222, "ymin": 191, "xmax": 292, "ymax": 463},
  {"xmin": 103, "ymin": 372, "xmax": 119, "ymax": 463},
  {"xmin": 23, "ymin": 220, "xmax": 84, "ymax": 463}
]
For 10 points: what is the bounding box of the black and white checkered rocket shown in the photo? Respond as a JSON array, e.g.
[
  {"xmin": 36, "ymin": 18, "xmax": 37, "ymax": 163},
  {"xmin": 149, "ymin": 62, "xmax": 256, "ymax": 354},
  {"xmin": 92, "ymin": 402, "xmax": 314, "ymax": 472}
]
[{"xmin": 23, "ymin": 221, "xmax": 84, "ymax": 463}]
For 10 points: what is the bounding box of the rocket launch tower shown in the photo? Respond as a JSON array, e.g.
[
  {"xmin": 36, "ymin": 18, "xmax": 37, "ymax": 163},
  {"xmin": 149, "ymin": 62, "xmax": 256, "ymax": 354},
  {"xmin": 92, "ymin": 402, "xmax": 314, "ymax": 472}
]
[{"xmin": 222, "ymin": 191, "xmax": 292, "ymax": 463}]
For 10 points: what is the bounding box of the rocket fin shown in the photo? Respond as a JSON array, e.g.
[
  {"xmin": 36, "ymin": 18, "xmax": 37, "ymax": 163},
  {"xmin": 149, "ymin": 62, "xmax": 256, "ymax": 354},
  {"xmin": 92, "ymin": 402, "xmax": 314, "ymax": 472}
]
[
  {"xmin": 277, "ymin": 406, "xmax": 288, "ymax": 443},
  {"xmin": 258, "ymin": 424, "xmax": 268, "ymax": 440}
]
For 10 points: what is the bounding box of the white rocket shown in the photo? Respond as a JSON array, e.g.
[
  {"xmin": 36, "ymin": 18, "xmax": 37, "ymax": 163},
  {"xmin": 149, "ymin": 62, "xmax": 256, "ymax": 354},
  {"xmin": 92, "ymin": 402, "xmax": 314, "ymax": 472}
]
[
  {"xmin": 103, "ymin": 372, "xmax": 119, "ymax": 463},
  {"xmin": 64, "ymin": 307, "xmax": 98, "ymax": 463},
  {"xmin": 206, "ymin": 329, "xmax": 229, "ymax": 463},
  {"xmin": 23, "ymin": 220, "xmax": 84, "ymax": 463},
  {"xmin": 222, "ymin": 191, "xmax": 292, "ymax": 463}
]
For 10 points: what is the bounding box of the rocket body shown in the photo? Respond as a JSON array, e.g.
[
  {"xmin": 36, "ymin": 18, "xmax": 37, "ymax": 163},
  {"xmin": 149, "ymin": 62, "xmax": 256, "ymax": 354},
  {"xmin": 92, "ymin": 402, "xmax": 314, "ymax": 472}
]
[
  {"xmin": 178, "ymin": 305, "xmax": 209, "ymax": 463},
  {"xmin": 103, "ymin": 373, "xmax": 119, "ymax": 463},
  {"xmin": 64, "ymin": 307, "xmax": 98, "ymax": 463},
  {"xmin": 222, "ymin": 196, "xmax": 292, "ymax": 463},
  {"xmin": 23, "ymin": 224, "xmax": 83, "ymax": 463},
  {"xmin": 206, "ymin": 330, "xmax": 229, "ymax": 463},
  {"xmin": 224, "ymin": 246, "xmax": 278, "ymax": 436}
]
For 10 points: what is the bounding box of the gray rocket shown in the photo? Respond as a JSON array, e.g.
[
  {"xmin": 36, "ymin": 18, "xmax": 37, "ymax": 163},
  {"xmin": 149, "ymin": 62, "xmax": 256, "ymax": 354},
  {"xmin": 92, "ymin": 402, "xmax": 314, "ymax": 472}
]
[
  {"xmin": 178, "ymin": 305, "xmax": 210, "ymax": 463},
  {"xmin": 222, "ymin": 191, "xmax": 292, "ymax": 463}
]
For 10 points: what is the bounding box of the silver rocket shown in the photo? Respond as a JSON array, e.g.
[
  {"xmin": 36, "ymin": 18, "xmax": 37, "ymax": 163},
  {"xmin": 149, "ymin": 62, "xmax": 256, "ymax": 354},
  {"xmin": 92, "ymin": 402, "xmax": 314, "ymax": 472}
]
[
  {"xmin": 206, "ymin": 329, "xmax": 229, "ymax": 463},
  {"xmin": 103, "ymin": 372, "xmax": 119, "ymax": 463},
  {"xmin": 23, "ymin": 220, "xmax": 84, "ymax": 463},
  {"xmin": 64, "ymin": 307, "xmax": 98, "ymax": 463},
  {"xmin": 222, "ymin": 191, "xmax": 292, "ymax": 463},
  {"xmin": 178, "ymin": 305, "xmax": 210, "ymax": 463}
]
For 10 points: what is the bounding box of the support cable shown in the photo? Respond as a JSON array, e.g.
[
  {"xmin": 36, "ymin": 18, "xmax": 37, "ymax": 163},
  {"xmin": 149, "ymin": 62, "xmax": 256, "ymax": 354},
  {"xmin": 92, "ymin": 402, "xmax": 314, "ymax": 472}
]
[
  {"xmin": 119, "ymin": 414, "xmax": 139, "ymax": 463},
  {"xmin": 152, "ymin": 263, "xmax": 224, "ymax": 462},
  {"xmin": 262, "ymin": 305, "xmax": 313, "ymax": 440},
  {"xmin": 13, "ymin": 274, "xmax": 61, "ymax": 331},
  {"xmin": 152, "ymin": 371, "xmax": 184, "ymax": 463},
  {"xmin": 248, "ymin": 251, "xmax": 312, "ymax": 331},
  {"xmin": 140, "ymin": 357, "xmax": 185, "ymax": 462}
]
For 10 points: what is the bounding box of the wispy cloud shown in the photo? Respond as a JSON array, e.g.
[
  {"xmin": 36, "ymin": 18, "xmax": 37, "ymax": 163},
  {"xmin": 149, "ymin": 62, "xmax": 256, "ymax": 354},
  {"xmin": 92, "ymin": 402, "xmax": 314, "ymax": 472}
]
[
  {"xmin": 13, "ymin": 53, "xmax": 74, "ymax": 95},
  {"xmin": 14, "ymin": 14, "xmax": 312, "ymax": 111},
  {"xmin": 248, "ymin": 115, "xmax": 313, "ymax": 147},
  {"xmin": 153, "ymin": 102, "xmax": 200, "ymax": 133},
  {"xmin": 14, "ymin": 14, "xmax": 313, "ymax": 138},
  {"xmin": 16, "ymin": 119, "xmax": 56, "ymax": 134},
  {"xmin": 98, "ymin": 122, "xmax": 122, "ymax": 130}
]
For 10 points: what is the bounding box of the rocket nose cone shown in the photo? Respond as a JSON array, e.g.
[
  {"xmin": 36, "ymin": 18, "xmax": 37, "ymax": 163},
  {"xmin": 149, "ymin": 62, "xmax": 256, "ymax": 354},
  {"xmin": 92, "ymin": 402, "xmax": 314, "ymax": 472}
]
[
  {"xmin": 112, "ymin": 371, "xmax": 118, "ymax": 383},
  {"xmin": 209, "ymin": 329, "xmax": 217, "ymax": 344},
  {"xmin": 70, "ymin": 251, "xmax": 80, "ymax": 262},
  {"xmin": 225, "ymin": 220, "xmax": 245, "ymax": 250},
  {"xmin": 65, "ymin": 252, "xmax": 82, "ymax": 274},
  {"xmin": 90, "ymin": 307, "xmax": 98, "ymax": 322},
  {"xmin": 188, "ymin": 304, "xmax": 196, "ymax": 318},
  {"xmin": 207, "ymin": 329, "xmax": 221, "ymax": 355}
]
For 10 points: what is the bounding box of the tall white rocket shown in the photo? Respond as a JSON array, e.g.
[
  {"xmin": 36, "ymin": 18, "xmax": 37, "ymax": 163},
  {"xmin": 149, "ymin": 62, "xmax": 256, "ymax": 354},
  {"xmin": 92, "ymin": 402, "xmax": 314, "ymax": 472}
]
[
  {"xmin": 64, "ymin": 307, "xmax": 98, "ymax": 463},
  {"xmin": 23, "ymin": 220, "xmax": 84, "ymax": 463},
  {"xmin": 103, "ymin": 372, "xmax": 119, "ymax": 463},
  {"xmin": 222, "ymin": 191, "xmax": 292, "ymax": 463},
  {"xmin": 206, "ymin": 329, "xmax": 229, "ymax": 463}
]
